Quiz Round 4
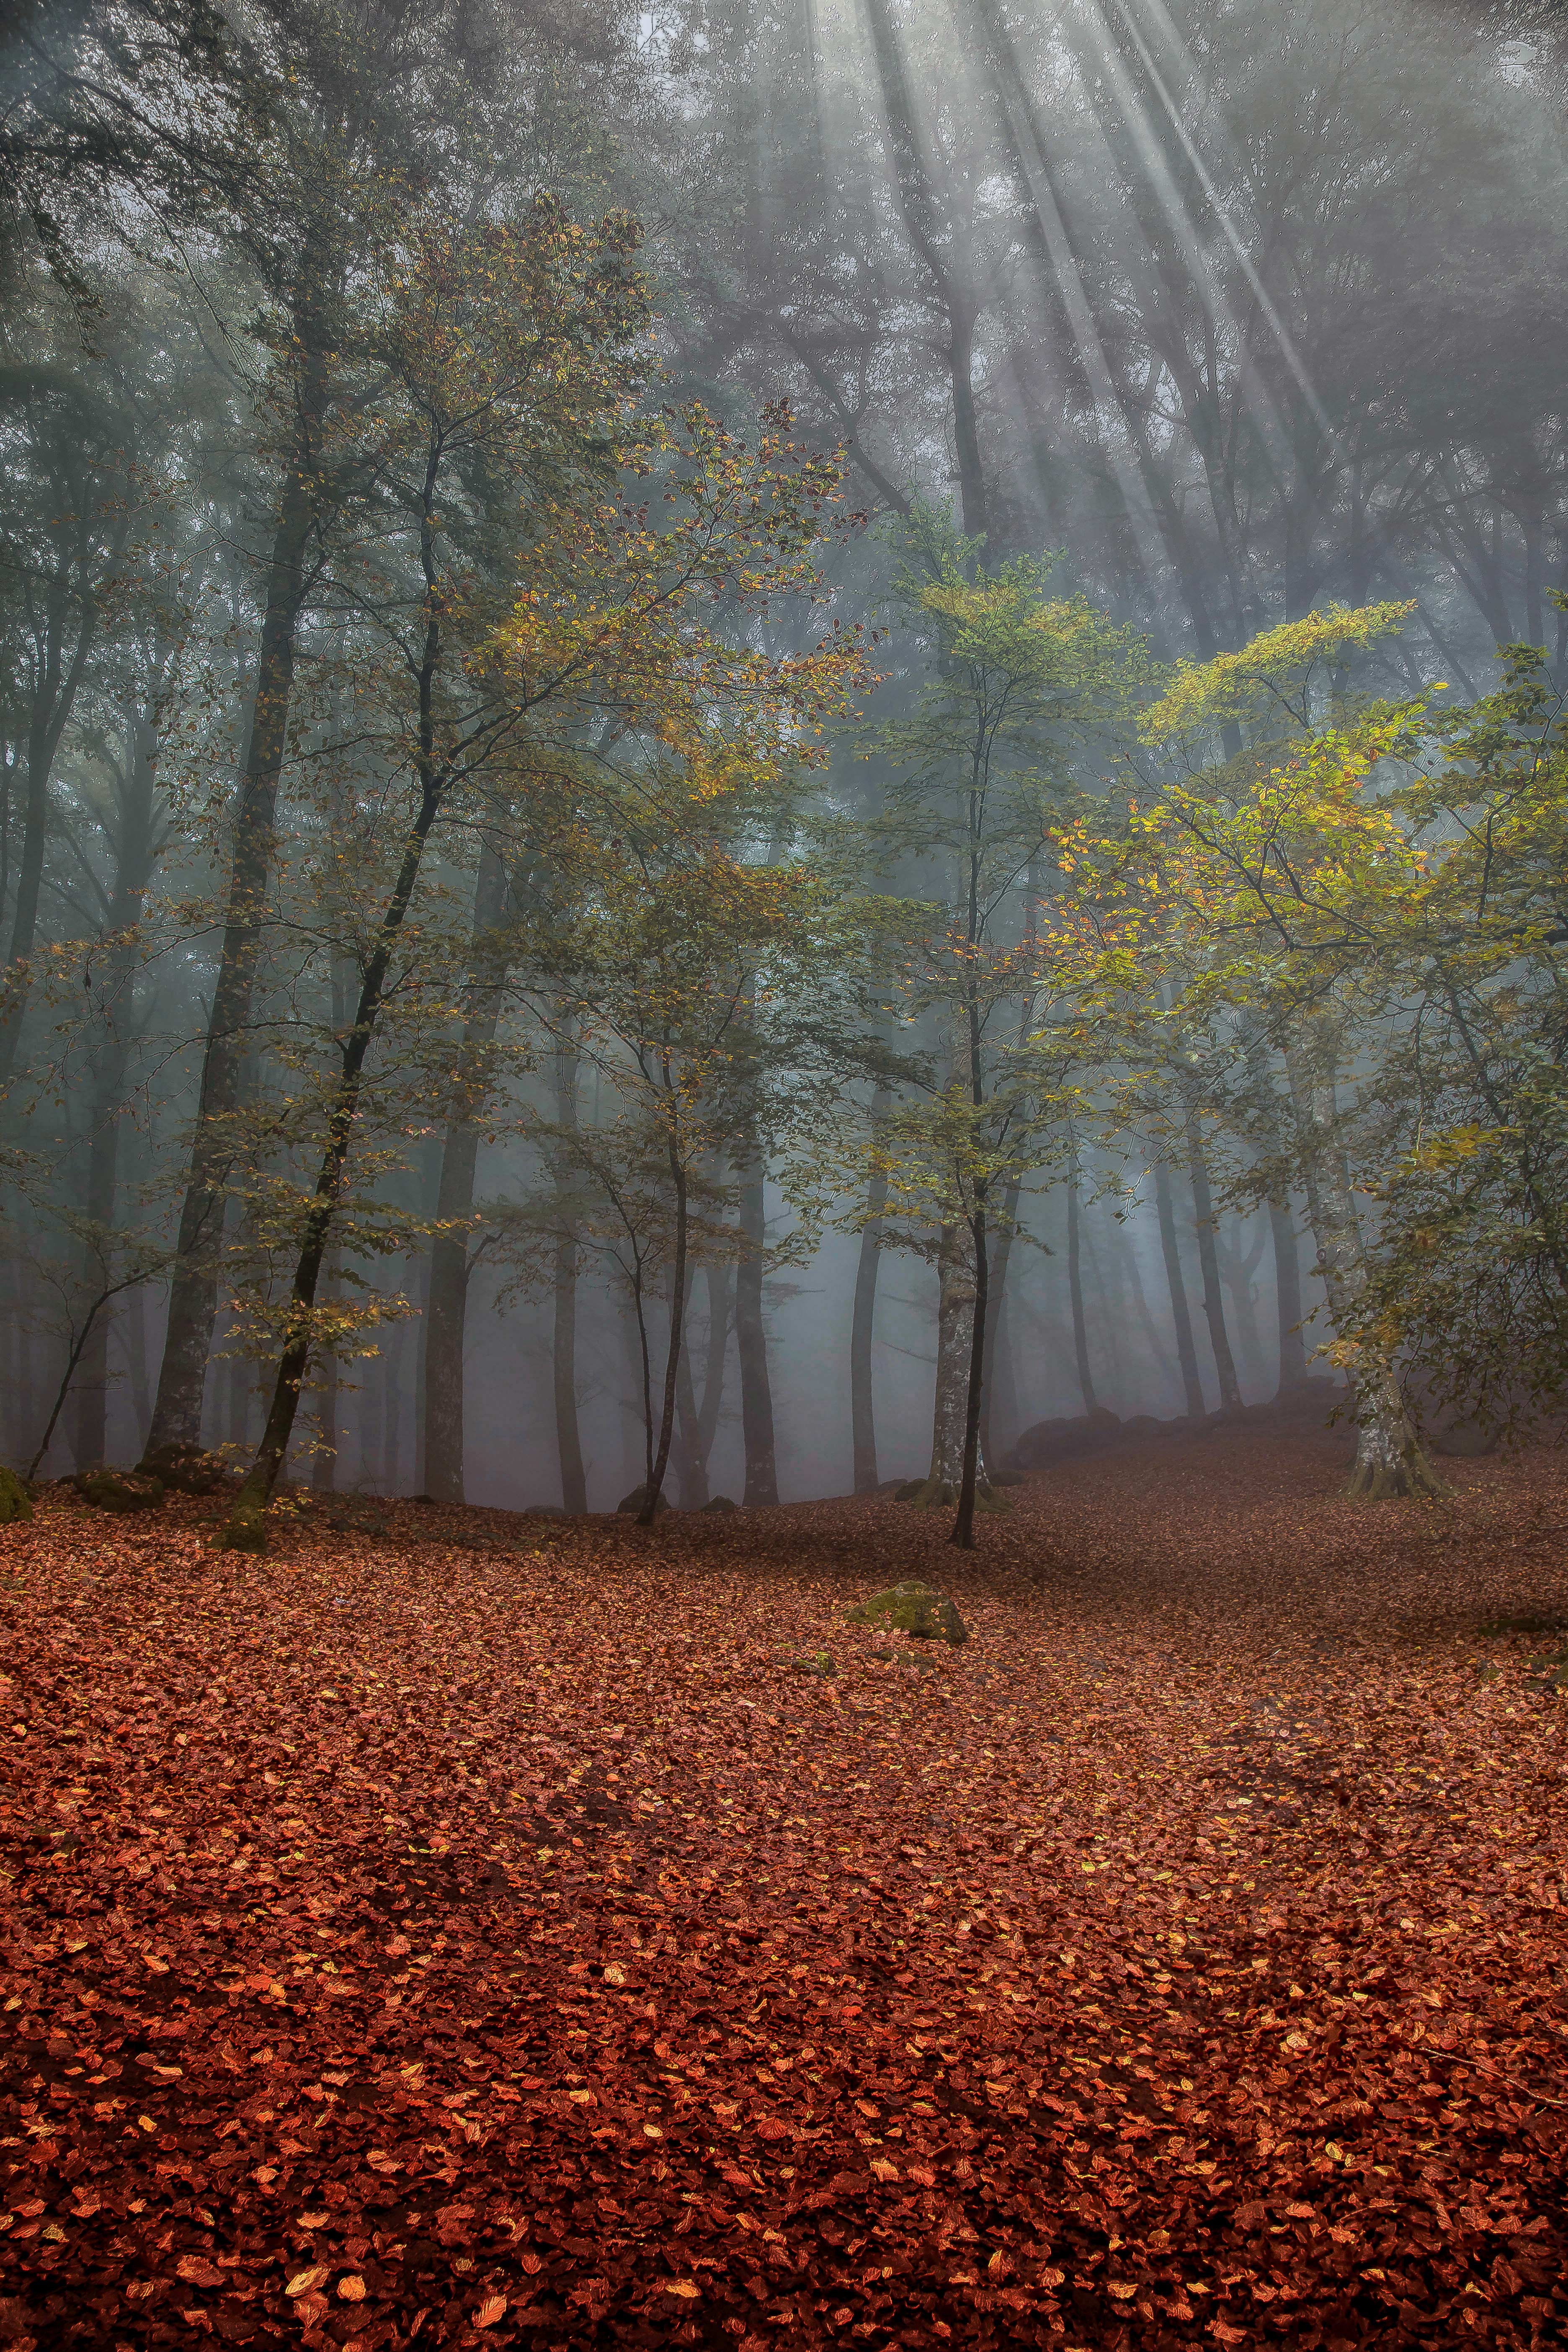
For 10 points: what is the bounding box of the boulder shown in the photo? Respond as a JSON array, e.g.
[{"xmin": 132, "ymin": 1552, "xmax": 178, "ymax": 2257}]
[
  {"xmin": 701, "ymin": 1495, "xmax": 738, "ymax": 1513},
  {"xmin": 1009, "ymin": 1410, "xmax": 1124, "ymax": 1472},
  {"xmin": 75, "ymin": 1469, "xmax": 164, "ymax": 1514},
  {"xmin": 616, "ymin": 1484, "xmax": 672, "ymax": 1516},
  {"xmin": 521, "ymin": 1504, "xmax": 568, "ymax": 1518},
  {"xmin": 140, "ymin": 1442, "xmax": 230, "ymax": 1495},
  {"xmin": 846, "ymin": 1580, "xmax": 968, "ymax": 1645},
  {"xmin": 0, "ymin": 1469, "xmax": 33, "ymax": 1526}
]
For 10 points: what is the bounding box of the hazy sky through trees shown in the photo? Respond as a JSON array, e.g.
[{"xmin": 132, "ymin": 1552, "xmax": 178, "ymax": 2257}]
[{"xmin": 3, "ymin": 0, "xmax": 1565, "ymax": 1525}]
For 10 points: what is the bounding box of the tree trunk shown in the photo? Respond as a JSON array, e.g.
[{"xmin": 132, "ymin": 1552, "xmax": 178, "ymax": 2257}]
[
  {"xmin": 310, "ymin": 1264, "xmax": 338, "ymax": 1494},
  {"xmin": 1066, "ymin": 1155, "xmax": 1098, "ymax": 1415},
  {"xmin": 1154, "ymin": 1155, "xmax": 1204, "ymax": 1417},
  {"xmin": 421, "ymin": 841, "xmax": 508, "ymax": 1504},
  {"xmin": 551, "ymin": 1024, "xmax": 587, "ymax": 1513},
  {"xmin": 1285, "ymin": 1028, "xmax": 1442, "ymax": 1498},
  {"xmin": 978, "ymin": 1166, "xmax": 1023, "ymax": 1464},
  {"xmin": 1116, "ymin": 1215, "xmax": 1176, "ymax": 1390},
  {"xmin": 220, "ymin": 696, "xmax": 451, "ymax": 1546},
  {"xmin": 952, "ymin": 1199, "xmax": 989, "ymax": 1548},
  {"xmin": 1244, "ymin": 1029, "xmax": 1310, "ymax": 1393},
  {"xmin": 735, "ymin": 1144, "xmax": 778, "ymax": 1504},
  {"xmin": 1268, "ymin": 1193, "xmax": 1308, "ymax": 1393},
  {"xmin": 73, "ymin": 687, "xmax": 162, "ymax": 1467},
  {"xmin": 1217, "ymin": 1212, "xmax": 1268, "ymax": 1394},
  {"xmin": 639, "ymin": 1102, "xmax": 688, "ymax": 1524},
  {"xmin": 145, "ymin": 414, "xmax": 320, "ymax": 1458},
  {"xmin": 1186, "ymin": 1118, "xmax": 1242, "ymax": 1411},
  {"xmin": 673, "ymin": 1268, "xmax": 709, "ymax": 1510},
  {"xmin": 928, "ymin": 1222, "xmax": 975, "ymax": 1487},
  {"xmin": 552, "ymin": 1227, "xmax": 586, "ymax": 1512},
  {"xmin": 674, "ymin": 1260, "xmax": 729, "ymax": 1508},
  {"xmin": 850, "ymin": 1106, "xmax": 890, "ymax": 1493},
  {"xmin": 0, "ymin": 581, "xmax": 104, "ymax": 1088}
]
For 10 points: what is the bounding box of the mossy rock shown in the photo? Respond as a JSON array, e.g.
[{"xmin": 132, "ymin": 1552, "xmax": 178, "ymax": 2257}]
[
  {"xmin": 216, "ymin": 1494, "xmax": 268, "ymax": 1553},
  {"xmin": 893, "ymin": 1475, "xmax": 1010, "ymax": 1515},
  {"xmin": 140, "ymin": 1442, "xmax": 230, "ymax": 1496},
  {"xmin": 846, "ymin": 1580, "xmax": 968, "ymax": 1645},
  {"xmin": 75, "ymin": 1469, "xmax": 164, "ymax": 1514},
  {"xmin": 0, "ymin": 1469, "xmax": 33, "ymax": 1527},
  {"xmin": 792, "ymin": 1651, "xmax": 837, "ymax": 1678}
]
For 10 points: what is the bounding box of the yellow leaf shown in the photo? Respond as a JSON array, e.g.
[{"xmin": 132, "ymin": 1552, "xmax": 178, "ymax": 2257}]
[
  {"xmin": 475, "ymin": 2296, "xmax": 508, "ymax": 2328},
  {"xmin": 665, "ymin": 2281, "xmax": 701, "ymax": 2299},
  {"xmin": 869, "ymin": 2157, "xmax": 900, "ymax": 2182},
  {"xmin": 337, "ymin": 2275, "xmax": 366, "ymax": 2301},
  {"xmin": 285, "ymin": 2266, "xmax": 327, "ymax": 2297}
]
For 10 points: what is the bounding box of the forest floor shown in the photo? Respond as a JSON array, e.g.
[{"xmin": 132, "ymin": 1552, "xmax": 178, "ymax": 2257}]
[{"xmin": 0, "ymin": 1421, "xmax": 1566, "ymax": 2352}]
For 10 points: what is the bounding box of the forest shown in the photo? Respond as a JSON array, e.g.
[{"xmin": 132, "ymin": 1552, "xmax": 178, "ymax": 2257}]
[{"xmin": 1, "ymin": 1, "xmax": 1567, "ymax": 2348}]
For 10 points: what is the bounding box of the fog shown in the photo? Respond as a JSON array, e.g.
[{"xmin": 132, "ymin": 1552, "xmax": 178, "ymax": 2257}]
[{"xmin": 1, "ymin": 0, "xmax": 1561, "ymax": 1540}]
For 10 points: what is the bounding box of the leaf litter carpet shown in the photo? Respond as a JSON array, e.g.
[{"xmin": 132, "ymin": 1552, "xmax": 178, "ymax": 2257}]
[{"xmin": 1, "ymin": 1428, "xmax": 1566, "ymax": 2351}]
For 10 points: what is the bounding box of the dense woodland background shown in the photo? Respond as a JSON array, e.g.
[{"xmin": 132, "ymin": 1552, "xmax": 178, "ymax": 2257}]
[{"xmin": 4, "ymin": 0, "xmax": 1568, "ymax": 1537}]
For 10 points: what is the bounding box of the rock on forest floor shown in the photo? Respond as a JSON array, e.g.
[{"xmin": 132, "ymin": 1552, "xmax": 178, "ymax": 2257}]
[{"xmin": 0, "ymin": 1421, "xmax": 1565, "ymax": 2349}]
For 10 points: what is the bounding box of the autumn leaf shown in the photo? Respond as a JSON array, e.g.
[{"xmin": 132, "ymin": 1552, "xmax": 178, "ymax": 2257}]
[{"xmin": 0, "ymin": 1462, "xmax": 1564, "ymax": 2351}]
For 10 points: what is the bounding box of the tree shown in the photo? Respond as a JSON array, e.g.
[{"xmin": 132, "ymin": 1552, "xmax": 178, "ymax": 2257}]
[
  {"xmin": 215, "ymin": 198, "xmax": 866, "ymax": 1545},
  {"xmin": 1079, "ymin": 601, "xmax": 1451, "ymax": 1493},
  {"xmin": 864, "ymin": 507, "xmax": 1149, "ymax": 1545}
]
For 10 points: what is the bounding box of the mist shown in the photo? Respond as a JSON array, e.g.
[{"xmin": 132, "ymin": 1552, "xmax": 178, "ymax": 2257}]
[{"xmin": 0, "ymin": 0, "xmax": 1562, "ymax": 1524}]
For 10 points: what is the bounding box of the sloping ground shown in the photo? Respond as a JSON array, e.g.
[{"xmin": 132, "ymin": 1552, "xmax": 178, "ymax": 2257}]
[{"xmin": 0, "ymin": 1435, "xmax": 1565, "ymax": 2351}]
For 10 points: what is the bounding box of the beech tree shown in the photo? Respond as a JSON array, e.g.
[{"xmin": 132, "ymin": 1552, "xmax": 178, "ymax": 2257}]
[
  {"xmin": 860, "ymin": 508, "xmax": 1149, "ymax": 1543},
  {"xmin": 216, "ymin": 194, "xmax": 867, "ymax": 1543}
]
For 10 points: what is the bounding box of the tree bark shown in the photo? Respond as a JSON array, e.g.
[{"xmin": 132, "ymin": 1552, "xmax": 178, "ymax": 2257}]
[
  {"xmin": 552, "ymin": 1224, "xmax": 586, "ymax": 1512},
  {"xmin": 549, "ymin": 1019, "xmax": 587, "ymax": 1513},
  {"xmin": 1284, "ymin": 1026, "xmax": 1441, "ymax": 1498},
  {"xmin": 674, "ymin": 1260, "xmax": 729, "ymax": 1508},
  {"xmin": 928, "ymin": 1221, "xmax": 975, "ymax": 1487},
  {"xmin": 639, "ymin": 1092, "xmax": 688, "ymax": 1524},
  {"xmin": 952, "ymin": 1199, "xmax": 989, "ymax": 1548},
  {"xmin": 73, "ymin": 689, "xmax": 162, "ymax": 1466},
  {"xmin": 421, "ymin": 841, "xmax": 508, "ymax": 1504},
  {"xmin": 1186, "ymin": 1117, "xmax": 1243, "ymax": 1411},
  {"xmin": 310, "ymin": 1260, "xmax": 338, "ymax": 1495},
  {"xmin": 1066, "ymin": 1153, "xmax": 1098, "ymax": 1415},
  {"xmin": 850, "ymin": 1098, "xmax": 890, "ymax": 1493},
  {"xmin": 145, "ymin": 389, "xmax": 321, "ymax": 1458},
  {"xmin": 978, "ymin": 1166, "xmax": 1023, "ymax": 1465},
  {"xmin": 735, "ymin": 1143, "xmax": 778, "ymax": 1504},
  {"xmin": 1153, "ymin": 1156, "xmax": 1204, "ymax": 1417}
]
